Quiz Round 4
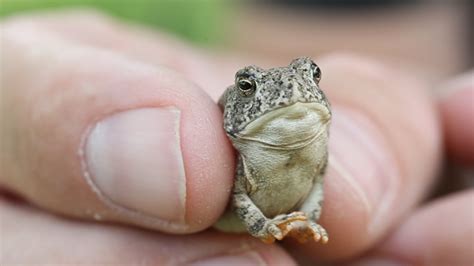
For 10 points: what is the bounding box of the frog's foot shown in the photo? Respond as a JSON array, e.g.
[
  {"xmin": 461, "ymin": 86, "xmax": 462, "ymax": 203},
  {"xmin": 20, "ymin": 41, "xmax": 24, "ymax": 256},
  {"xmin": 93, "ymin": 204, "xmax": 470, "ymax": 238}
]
[
  {"xmin": 288, "ymin": 221, "xmax": 329, "ymax": 244},
  {"xmin": 260, "ymin": 211, "xmax": 308, "ymax": 244}
]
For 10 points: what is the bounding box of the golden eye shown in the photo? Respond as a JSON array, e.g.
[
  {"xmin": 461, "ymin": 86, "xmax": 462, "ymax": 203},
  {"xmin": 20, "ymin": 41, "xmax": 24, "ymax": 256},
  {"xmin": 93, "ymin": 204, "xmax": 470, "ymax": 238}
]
[{"xmin": 237, "ymin": 78, "xmax": 256, "ymax": 96}]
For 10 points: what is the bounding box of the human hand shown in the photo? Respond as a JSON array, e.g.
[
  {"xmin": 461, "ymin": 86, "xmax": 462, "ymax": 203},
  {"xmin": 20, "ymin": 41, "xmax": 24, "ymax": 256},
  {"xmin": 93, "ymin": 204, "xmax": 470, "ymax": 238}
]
[{"xmin": 1, "ymin": 11, "xmax": 472, "ymax": 265}]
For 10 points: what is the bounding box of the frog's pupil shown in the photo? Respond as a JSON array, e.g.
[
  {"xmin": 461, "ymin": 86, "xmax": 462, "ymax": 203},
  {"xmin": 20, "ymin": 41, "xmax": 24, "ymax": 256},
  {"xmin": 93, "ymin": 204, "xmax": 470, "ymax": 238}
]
[
  {"xmin": 239, "ymin": 80, "xmax": 253, "ymax": 91},
  {"xmin": 313, "ymin": 66, "xmax": 321, "ymax": 81},
  {"xmin": 310, "ymin": 62, "xmax": 319, "ymax": 77}
]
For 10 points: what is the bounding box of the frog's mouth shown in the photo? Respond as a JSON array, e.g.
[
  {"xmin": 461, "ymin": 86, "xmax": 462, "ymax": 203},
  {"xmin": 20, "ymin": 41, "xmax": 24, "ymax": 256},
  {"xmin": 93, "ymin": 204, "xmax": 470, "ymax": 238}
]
[{"xmin": 233, "ymin": 102, "xmax": 331, "ymax": 149}]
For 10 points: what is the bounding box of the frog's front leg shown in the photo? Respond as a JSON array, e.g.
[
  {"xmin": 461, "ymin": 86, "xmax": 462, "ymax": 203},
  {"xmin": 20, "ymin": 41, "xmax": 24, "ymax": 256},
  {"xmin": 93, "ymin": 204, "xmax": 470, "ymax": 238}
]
[
  {"xmin": 233, "ymin": 192, "xmax": 307, "ymax": 243},
  {"xmin": 287, "ymin": 156, "xmax": 329, "ymax": 244},
  {"xmin": 289, "ymin": 178, "xmax": 329, "ymax": 244},
  {"xmin": 233, "ymin": 156, "xmax": 308, "ymax": 243}
]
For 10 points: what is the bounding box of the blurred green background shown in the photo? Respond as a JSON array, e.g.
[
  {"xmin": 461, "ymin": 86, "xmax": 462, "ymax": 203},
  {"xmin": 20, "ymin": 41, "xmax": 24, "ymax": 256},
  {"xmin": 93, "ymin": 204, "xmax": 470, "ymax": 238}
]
[{"xmin": 0, "ymin": 0, "xmax": 228, "ymax": 45}]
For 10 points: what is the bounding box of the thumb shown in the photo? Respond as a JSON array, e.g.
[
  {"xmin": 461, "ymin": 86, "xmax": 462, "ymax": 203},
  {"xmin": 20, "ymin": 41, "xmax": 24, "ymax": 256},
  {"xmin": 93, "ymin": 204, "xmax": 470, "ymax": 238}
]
[{"xmin": 0, "ymin": 20, "xmax": 234, "ymax": 233}]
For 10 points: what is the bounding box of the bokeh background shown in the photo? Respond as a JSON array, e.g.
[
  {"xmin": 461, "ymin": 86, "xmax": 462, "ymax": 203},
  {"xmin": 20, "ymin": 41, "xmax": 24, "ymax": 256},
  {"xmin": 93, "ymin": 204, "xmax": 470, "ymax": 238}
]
[{"xmin": 1, "ymin": 0, "xmax": 472, "ymax": 84}]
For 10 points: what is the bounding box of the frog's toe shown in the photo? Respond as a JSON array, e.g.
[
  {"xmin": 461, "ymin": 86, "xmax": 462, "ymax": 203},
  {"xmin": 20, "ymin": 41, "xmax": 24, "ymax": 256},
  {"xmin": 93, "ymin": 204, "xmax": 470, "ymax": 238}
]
[
  {"xmin": 308, "ymin": 222, "xmax": 329, "ymax": 244},
  {"xmin": 258, "ymin": 222, "xmax": 286, "ymax": 243},
  {"xmin": 262, "ymin": 212, "xmax": 308, "ymax": 242},
  {"xmin": 286, "ymin": 221, "xmax": 328, "ymax": 244},
  {"xmin": 268, "ymin": 223, "xmax": 284, "ymax": 240}
]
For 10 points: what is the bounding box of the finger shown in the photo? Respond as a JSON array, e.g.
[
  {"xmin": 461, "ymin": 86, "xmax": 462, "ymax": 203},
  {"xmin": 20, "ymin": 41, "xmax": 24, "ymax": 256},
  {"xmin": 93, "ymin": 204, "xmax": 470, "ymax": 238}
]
[
  {"xmin": 353, "ymin": 190, "xmax": 474, "ymax": 265},
  {"xmin": 1, "ymin": 199, "xmax": 295, "ymax": 265},
  {"xmin": 437, "ymin": 71, "xmax": 474, "ymax": 165},
  {"xmin": 0, "ymin": 19, "xmax": 234, "ymax": 233},
  {"xmin": 285, "ymin": 55, "xmax": 442, "ymax": 261}
]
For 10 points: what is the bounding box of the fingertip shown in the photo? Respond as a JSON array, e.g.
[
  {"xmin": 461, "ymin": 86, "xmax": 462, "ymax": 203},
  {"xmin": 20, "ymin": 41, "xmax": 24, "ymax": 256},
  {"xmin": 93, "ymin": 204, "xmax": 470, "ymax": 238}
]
[{"xmin": 78, "ymin": 65, "xmax": 235, "ymax": 233}]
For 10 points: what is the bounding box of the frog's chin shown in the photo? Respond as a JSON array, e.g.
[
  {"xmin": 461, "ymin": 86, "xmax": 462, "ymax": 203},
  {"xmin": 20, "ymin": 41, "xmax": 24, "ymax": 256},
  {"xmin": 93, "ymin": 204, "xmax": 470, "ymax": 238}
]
[{"xmin": 234, "ymin": 102, "xmax": 331, "ymax": 149}]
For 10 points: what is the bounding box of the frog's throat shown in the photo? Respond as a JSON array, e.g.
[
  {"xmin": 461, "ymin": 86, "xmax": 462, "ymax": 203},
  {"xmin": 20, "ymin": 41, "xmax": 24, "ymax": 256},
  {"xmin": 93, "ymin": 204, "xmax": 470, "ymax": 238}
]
[
  {"xmin": 232, "ymin": 102, "xmax": 331, "ymax": 150},
  {"xmin": 235, "ymin": 127, "xmax": 326, "ymax": 150}
]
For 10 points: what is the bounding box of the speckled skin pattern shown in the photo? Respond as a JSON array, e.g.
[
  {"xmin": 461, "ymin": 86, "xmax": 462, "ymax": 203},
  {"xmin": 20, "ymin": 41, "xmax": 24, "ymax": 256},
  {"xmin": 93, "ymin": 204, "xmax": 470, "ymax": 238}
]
[{"xmin": 215, "ymin": 58, "xmax": 332, "ymax": 244}]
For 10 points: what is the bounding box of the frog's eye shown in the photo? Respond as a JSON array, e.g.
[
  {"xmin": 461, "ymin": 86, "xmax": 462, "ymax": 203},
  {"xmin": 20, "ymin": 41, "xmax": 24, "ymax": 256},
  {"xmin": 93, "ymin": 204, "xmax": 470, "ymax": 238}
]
[
  {"xmin": 311, "ymin": 63, "xmax": 322, "ymax": 83},
  {"xmin": 236, "ymin": 78, "xmax": 256, "ymax": 96}
]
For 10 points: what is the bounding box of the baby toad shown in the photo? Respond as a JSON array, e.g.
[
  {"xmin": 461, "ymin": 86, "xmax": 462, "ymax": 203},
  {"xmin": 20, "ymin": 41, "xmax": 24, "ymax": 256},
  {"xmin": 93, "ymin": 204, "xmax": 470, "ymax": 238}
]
[{"xmin": 215, "ymin": 58, "xmax": 331, "ymax": 244}]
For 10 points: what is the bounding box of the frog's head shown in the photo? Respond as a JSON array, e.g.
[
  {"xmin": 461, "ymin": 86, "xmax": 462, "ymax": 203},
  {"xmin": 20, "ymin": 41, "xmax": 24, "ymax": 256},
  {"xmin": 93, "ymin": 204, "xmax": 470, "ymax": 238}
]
[{"xmin": 220, "ymin": 57, "xmax": 331, "ymax": 142}]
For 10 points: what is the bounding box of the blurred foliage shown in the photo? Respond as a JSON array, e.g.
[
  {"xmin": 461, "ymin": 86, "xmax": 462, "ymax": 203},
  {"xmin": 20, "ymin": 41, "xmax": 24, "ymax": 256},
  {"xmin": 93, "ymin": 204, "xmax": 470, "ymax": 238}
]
[{"xmin": 0, "ymin": 0, "xmax": 228, "ymax": 45}]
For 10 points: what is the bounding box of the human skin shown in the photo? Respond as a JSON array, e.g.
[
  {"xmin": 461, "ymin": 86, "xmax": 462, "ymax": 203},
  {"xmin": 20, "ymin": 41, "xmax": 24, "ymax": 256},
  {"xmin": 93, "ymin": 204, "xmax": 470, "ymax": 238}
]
[{"xmin": 1, "ymin": 11, "xmax": 472, "ymax": 265}]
